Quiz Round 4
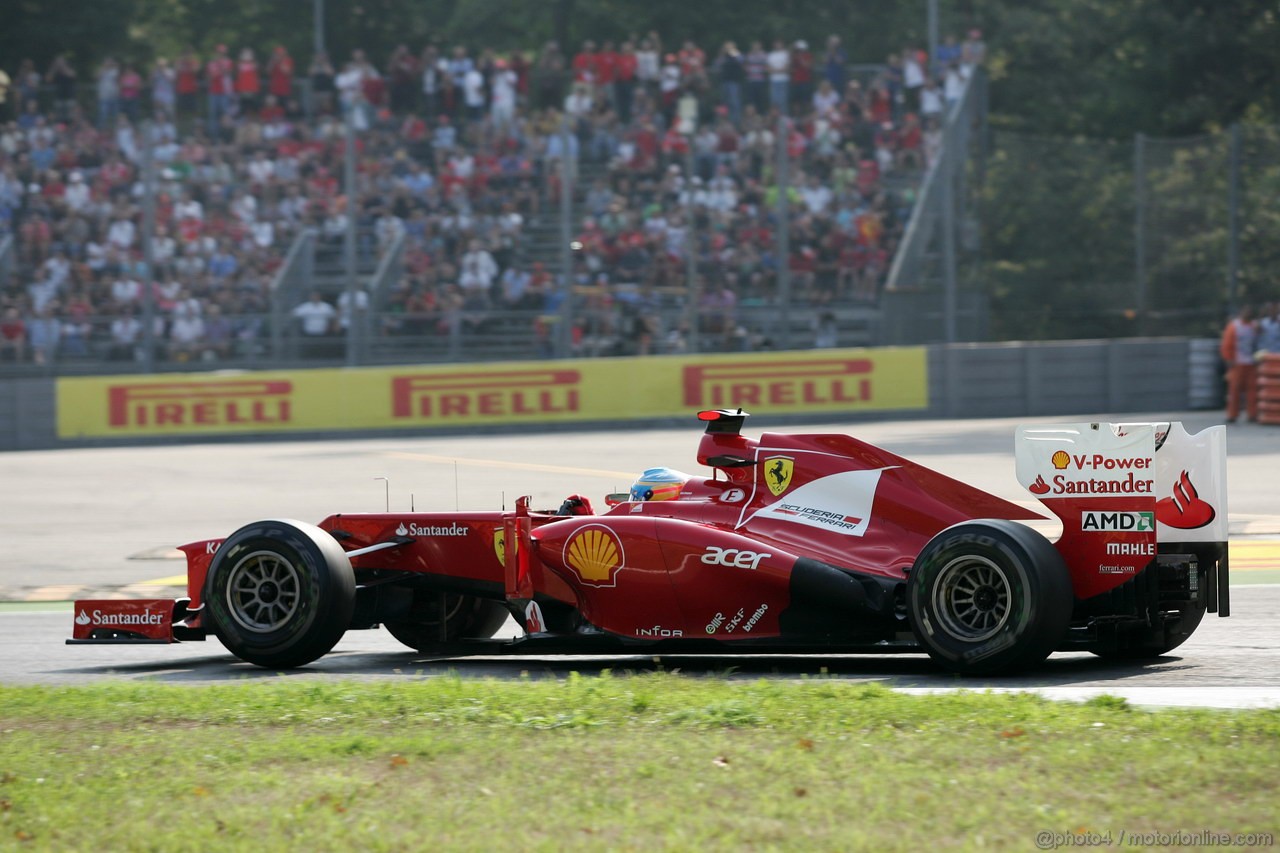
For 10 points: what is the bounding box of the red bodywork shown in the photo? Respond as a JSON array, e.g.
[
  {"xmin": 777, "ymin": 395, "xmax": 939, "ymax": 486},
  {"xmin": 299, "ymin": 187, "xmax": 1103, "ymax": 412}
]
[
  {"xmin": 162, "ymin": 416, "xmax": 1039, "ymax": 644},
  {"xmin": 67, "ymin": 411, "xmax": 1228, "ymax": 663}
]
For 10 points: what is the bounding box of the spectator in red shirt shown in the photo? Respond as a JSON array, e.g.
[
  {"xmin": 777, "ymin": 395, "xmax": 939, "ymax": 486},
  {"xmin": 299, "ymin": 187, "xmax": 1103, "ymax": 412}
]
[
  {"xmin": 855, "ymin": 157, "xmax": 880, "ymax": 197},
  {"xmin": 361, "ymin": 66, "xmax": 387, "ymax": 110},
  {"xmin": 790, "ymin": 244, "xmax": 818, "ymax": 299},
  {"xmin": 834, "ymin": 238, "xmax": 863, "ymax": 299},
  {"xmin": 267, "ymin": 45, "xmax": 295, "ymax": 103},
  {"xmin": 595, "ymin": 40, "xmax": 619, "ymax": 104},
  {"xmin": 897, "ymin": 112, "xmax": 923, "ymax": 169},
  {"xmin": 175, "ymin": 47, "xmax": 200, "ymax": 117},
  {"xmin": 386, "ymin": 44, "xmax": 418, "ymax": 114},
  {"xmin": 714, "ymin": 115, "xmax": 740, "ymax": 166},
  {"xmin": 0, "ymin": 307, "xmax": 25, "ymax": 362},
  {"xmin": 572, "ymin": 41, "xmax": 598, "ymax": 86},
  {"xmin": 119, "ymin": 63, "xmax": 144, "ymax": 121},
  {"xmin": 235, "ymin": 47, "xmax": 262, "ymax": 114},
  {"xmin": 661, "ymin": 125, "xmax": 689, "ymax": 164},
  {"xmin": 258, "ymin": 95, "xmax": 285, "ymax": 123},
  {"xmin": 614, "ymin": 41, "xmax": 638, "ymax": 124},
  {"xmin": 632, "ymin": 118, "xmax": 660, "ymax": 173},
  {"xmin": 205, "ymin": 44, "xmax": 234, "ymax": 131},
  {"xmin": 678, "ymin": 40, "xmax": 707, "ymax": 90},
  {"xmin": 509, "ymin": 48, "xmax": 531, "ymax": 98},
  {"xmin": 867, "ymin": 78, "xmax": 892, "ymax": 124},
  {"xmin": 790, "ymin": 40, "xmax": 814, "ymax": 116}
]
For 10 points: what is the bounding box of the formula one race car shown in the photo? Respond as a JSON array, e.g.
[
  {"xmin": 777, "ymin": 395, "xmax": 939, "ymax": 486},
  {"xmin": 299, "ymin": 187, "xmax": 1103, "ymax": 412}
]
[{"xmin": 69, "ymin": 411, "xmax": 1230, "ymax": 675}]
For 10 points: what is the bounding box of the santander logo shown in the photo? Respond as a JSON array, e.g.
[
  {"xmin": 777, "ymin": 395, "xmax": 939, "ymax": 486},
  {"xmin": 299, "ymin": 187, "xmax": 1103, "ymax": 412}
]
[
  {"xmin": 1156, "ymin": 470, "xmax": 1216, "ymax": 530},
  {"xmin": 75, "ymin": 608, "xmax": 164, "ymax": 626}
]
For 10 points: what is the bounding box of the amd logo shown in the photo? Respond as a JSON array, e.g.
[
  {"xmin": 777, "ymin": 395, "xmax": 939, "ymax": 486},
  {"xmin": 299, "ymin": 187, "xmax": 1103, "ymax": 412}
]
[
  {"xmin": 1081, "ymin": 511, "xmax": 1155, "ymax": 533},
  {"xmin": 701, "ymin": 546, "xmax": 771, "ymax": 570}
]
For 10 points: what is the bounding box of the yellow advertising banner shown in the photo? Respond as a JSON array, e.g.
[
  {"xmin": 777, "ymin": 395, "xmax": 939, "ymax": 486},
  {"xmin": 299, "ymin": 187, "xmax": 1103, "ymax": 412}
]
[{"xmin": 56, "ymin": 348, "xmax": 928, "ymax": 439}]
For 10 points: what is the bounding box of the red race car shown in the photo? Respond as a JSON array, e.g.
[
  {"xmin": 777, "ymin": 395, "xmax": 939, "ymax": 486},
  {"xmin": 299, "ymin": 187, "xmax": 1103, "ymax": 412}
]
[{"xmin": 69, "ymin": 410, "xmax": 1230, "ymax": 675}]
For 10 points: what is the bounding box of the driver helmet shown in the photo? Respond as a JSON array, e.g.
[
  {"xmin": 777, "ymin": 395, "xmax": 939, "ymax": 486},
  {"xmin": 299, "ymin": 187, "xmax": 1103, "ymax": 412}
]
[{"xmin": 629, "ymin": 467, "xmax": 690, "ymax": 502}]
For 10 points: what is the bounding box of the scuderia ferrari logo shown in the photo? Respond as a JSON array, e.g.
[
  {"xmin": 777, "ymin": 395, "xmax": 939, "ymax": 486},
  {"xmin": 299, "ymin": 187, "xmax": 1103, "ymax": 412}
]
[
  {"xmin": 763, "ymin": 456, "xmax": 794, "ymax": 497},
  {"xmin": 1081, "ymin": 511, "xmax": 1155, "ymax": 533}
]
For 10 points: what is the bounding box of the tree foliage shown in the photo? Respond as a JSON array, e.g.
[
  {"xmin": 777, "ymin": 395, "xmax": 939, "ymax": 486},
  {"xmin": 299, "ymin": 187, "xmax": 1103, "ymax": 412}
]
[{"xmin": 974, "ymin": 0, "xmax": 1280, "ymax": 137}]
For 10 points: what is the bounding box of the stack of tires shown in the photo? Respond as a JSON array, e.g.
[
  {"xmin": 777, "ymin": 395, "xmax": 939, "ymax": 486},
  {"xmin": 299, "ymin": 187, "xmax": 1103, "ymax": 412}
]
[{"xmin": 1261, "ymin": 353, "xmax": 1280, "ymax": 426}]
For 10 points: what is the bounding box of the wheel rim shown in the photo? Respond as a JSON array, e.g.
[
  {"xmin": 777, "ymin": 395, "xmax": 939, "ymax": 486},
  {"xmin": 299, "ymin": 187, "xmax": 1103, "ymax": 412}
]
[
  {"xmin": 932, "ymin": 555, "xmax": 1012, "ymax": 642},
  {"xmin": 225, "ymin": 549, "xmax": 303, "ymax": 633}
]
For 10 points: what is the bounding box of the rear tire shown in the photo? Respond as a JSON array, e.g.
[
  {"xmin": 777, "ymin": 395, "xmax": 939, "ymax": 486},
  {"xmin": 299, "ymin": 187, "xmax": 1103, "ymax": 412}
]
[
  {"xmin": 908, "ymin": 519, "xmax": 1072, "ymax": 675},
  {"xmin": 384, "ymin": 592, "xmax": 510, "ymax": 652},
  {"xmin": 204, "ymin": 519, "xmax": 355, "ymax": 668}
]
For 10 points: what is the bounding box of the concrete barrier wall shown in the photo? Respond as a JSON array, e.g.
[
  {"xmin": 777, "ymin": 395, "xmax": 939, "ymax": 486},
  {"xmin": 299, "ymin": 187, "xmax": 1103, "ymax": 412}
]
[
  {"xmin": 0, "ymin": 379, "xmax": 56, "ymax": 452},
  {"xmin": 0, "ymin": 338, "xmax": 1223, "ymax": 451},
  {"xmin": 928, "ymin": 338, "xmax": 1203, "ymax": 419}
]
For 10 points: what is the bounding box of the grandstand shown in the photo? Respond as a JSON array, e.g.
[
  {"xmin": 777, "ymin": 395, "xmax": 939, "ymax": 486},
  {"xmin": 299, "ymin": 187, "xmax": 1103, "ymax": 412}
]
[{"xmin": 0, "ymin": 35, "xmax": 984, "ymax": 374}]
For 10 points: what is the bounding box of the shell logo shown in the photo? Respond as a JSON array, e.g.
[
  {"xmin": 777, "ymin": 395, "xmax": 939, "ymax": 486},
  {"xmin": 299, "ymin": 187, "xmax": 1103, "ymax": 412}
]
[
  {"xmin": 1051, "ymin": 450, "xmax": 1071, "ymax": 470},
  {"xmin": 563, "ymin": 524, "xmax": 626, "ymax": 587}
]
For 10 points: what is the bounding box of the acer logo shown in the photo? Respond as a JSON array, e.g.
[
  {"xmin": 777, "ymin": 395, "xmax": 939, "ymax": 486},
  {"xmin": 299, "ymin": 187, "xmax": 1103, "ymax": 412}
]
[{"xmin": 701, "ymin": 546, "xmax": 771, "ymax": 570}]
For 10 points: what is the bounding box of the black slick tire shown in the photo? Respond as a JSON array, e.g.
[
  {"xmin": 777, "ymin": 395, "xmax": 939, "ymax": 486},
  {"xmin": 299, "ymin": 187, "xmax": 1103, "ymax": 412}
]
[
  {"xmin": 907, "ymin": 519, "xmax": 1072, "ymax": 675},
  {"xmin": 204, "ymin": 519, "xmax": 355, "ymax": 668}
]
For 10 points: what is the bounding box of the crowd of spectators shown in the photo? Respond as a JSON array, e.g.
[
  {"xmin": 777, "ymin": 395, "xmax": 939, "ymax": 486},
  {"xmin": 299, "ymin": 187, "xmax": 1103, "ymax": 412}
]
[{"xmin": 0, "ymin": 28, "xmax": 986, "ymax": 366}]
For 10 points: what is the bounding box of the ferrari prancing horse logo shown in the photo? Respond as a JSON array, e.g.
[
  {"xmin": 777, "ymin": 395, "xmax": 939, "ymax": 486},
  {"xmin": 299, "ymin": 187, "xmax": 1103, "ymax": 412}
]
[
  {"xmin": 764, "ymin": 456, "xmax": 794, "ymax": 497},
  {"xmin": 494, "ymin": 528, "xmax": 507, "ymax": 564}
]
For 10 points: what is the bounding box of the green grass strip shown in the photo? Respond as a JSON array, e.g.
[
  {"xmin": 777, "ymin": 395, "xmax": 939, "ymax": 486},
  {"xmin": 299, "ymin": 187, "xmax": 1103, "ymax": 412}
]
[{"xmin": 1, "ymin": 676, "xmax": 1277, "ymax": 851}]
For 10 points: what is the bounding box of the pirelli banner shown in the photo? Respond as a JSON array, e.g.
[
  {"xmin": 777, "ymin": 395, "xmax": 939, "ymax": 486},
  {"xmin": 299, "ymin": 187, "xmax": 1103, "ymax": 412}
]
[{"xmin": 56, "ymin": 348, "xmax": 927, "ymax": 439}]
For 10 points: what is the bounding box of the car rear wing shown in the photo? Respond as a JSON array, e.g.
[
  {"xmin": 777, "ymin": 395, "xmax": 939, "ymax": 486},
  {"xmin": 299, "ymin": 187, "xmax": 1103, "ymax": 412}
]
[
  {"xmin": 1015, "ymin": 421, "xmax": 1229, "ymax": 613},
  {"xmin": 1015, "ymin": 421, "xmax": 1227, "ymax": 544}
]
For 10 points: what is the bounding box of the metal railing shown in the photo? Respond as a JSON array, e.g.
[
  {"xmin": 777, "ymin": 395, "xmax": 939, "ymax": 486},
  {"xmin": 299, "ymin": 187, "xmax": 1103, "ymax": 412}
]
[
  {"xmin": 0, "ymin": 300, "xmax": 880, "ymax": 377},
  {"xmin": 351, "ymin": 227, "xmax": 406, "ymax": 364},
  {"xmin": 269, "ymin": 228, "xmax": 317, "ymax": 359},
  {"xmin": 0, "ymin": 235, "xmax": 13, "ymax": 286},
  {"xmin": 883, "ymin": 69, "xmax": 986, "ymax": 344},
  {"xmin": 367, "ymin": 228, "xmax": 406, "ymax": 310}
]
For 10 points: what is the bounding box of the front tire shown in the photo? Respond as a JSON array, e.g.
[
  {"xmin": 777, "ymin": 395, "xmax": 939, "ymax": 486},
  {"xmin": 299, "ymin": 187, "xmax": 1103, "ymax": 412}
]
[
  {"xmin": 204, "ymin": 519, "xmax": 355, "ymax": 668},
  {"xmin": 908, "ymin": 520, "xmax": 1072, "ymax": 675}
]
